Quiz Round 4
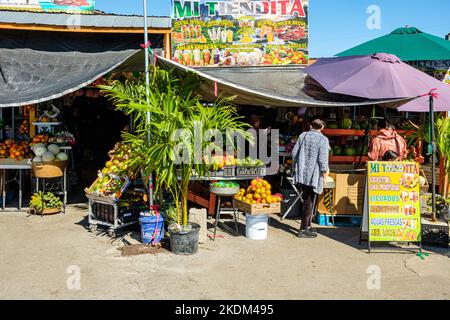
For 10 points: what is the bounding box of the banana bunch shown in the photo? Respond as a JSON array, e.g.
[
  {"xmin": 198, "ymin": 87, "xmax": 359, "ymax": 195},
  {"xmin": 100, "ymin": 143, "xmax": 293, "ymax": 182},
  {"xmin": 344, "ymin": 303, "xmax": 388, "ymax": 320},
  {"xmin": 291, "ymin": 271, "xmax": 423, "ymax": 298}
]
[{"xmin": 30, "ymin": 192, "xmax": 63, "ymax": 211}]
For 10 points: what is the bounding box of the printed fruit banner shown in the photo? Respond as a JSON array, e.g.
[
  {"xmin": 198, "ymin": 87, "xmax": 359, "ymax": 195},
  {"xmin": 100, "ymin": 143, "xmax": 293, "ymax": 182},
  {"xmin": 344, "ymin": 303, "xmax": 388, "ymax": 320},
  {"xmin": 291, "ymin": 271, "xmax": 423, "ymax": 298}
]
[
  {"xmin": 170, "ymin": 0, "xmax": 309, "ymax": 67},
  {"xmin": 0, "ymin": 0, "xmax": 95, "ymax": 12},
  {"xmin": 368, "ymin": 162, "xmax": 421, "ymax": 242}
]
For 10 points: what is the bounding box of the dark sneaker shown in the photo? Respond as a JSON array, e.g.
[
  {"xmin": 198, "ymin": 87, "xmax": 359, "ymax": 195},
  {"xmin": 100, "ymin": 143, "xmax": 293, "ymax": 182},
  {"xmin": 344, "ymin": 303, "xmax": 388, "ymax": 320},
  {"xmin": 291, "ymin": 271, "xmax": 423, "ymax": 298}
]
[{"xmin": 297, "ymin": 230, "xmax": 318, "ymax": 238}]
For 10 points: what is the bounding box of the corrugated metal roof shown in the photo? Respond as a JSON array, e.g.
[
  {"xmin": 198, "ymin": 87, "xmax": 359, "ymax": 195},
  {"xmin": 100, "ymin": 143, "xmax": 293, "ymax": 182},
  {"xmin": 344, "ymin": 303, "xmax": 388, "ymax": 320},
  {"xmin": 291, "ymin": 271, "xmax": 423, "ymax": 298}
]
[{"xmin": 0, "ymin": 10, "xmax": 171, "ymax": 29}]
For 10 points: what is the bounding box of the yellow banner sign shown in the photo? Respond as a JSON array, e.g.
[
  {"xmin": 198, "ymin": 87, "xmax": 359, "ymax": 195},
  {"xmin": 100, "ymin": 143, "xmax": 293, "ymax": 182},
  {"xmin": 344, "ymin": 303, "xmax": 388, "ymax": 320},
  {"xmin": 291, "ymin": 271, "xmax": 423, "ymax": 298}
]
[{"xmin": 367, "ymin": 161, "xmax": 421, "ymax": 242}]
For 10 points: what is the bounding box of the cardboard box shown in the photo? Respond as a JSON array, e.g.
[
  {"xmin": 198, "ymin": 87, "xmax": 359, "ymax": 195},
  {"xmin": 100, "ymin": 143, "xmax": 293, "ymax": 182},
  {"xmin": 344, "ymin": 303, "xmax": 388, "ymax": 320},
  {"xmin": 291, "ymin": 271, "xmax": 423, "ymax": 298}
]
[{"xmin": 318, "ymin": 173, "xmax": 365, "ymax": 216}]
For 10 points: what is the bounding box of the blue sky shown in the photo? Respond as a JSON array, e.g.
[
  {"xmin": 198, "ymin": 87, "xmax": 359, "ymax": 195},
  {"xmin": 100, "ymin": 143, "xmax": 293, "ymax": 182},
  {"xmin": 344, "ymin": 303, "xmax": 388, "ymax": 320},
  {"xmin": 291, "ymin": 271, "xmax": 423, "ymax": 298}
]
[{"xmin": 95, "ymin": 0, "xmax": 450, "ymax": 57}]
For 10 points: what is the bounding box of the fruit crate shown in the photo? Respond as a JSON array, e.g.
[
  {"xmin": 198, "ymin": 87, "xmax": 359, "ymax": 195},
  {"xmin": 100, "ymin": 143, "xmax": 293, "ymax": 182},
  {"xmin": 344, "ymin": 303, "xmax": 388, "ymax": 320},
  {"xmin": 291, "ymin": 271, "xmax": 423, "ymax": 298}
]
[
  {"xmin": 236, "ymin": 166, "xmax": 266, "ymax": 177},
  {"xmin": 234, "ymin": 199, "xmax": 281, "ymax": 216},
  {"xmin": 87, "ymin": 198, "xmax": 143, "ymax": 237},
  {"xmin": 223, "ymin": 166, "xmax": 236, "ymax": 177},
  {"xmin": 421, "ymin": 219, "xmax": 449, "ymax": 248},
  {"xmin": 85, "ymin": 175, "xmax": 131, "ymax": 204},
  {"xmin": 205, "ymin": 166, "xmax": 235, "ymax": 178}
]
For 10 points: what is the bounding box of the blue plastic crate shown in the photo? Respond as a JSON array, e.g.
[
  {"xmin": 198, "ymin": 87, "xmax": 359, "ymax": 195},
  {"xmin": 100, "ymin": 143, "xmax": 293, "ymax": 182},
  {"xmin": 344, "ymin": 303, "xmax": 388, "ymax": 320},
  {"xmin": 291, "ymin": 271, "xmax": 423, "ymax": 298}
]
[{"xmin": 315, "ymin": 214, "xmax": 362, "ymax": 227}]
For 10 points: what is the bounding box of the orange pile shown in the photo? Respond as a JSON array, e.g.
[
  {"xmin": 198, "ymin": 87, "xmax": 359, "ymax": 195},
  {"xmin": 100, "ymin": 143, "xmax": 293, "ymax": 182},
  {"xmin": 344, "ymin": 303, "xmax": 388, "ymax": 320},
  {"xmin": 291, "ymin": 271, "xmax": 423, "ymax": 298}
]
[
  {"xmin": 1, "ymin": 140, "xmax": 32, "ymax": 160},
  {"xmin": 234, "ymin": 178, "xmax": 283, "ymax": 205},
  {"xmin": 19, "ymin": 120, "xmax": 29, "ymax": 135},
  {"xmin": 31, "ymin": 134, "xmax": 49, "ymax": 145}
]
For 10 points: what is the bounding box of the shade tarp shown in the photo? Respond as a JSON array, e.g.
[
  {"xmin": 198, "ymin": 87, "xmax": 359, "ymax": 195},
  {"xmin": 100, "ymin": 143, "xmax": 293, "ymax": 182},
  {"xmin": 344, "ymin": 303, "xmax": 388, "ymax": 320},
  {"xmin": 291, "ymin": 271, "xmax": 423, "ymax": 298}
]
[
  {"xmin": 156, "ymin": 56, "xmax": 416, "ymax": 108},
  {"xmin": 0, "ymin": 30, "xmax": 162, "ymax": 107}
]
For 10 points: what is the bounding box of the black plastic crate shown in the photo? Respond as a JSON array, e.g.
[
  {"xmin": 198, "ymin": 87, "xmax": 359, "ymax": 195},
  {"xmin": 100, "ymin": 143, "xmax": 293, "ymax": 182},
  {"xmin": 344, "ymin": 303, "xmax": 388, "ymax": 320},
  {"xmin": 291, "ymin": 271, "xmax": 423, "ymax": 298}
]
[
  {"xmin": 223, "ymin": 166, "xmax": 236, "ymax": 177},
  {"xmin": 92, "ymin": 203, "xmax": 115, "ymax": 224},
  {"xmin": 422, "ymin": 222, "xmax": 449, "ymax": 248},
  {"xmin": 92, "ymin": 202, "xmax": 142, "ymax": 224},
  {"xmin": 236, "ymin": 166, "xmax": 266, "ymax": 177}
]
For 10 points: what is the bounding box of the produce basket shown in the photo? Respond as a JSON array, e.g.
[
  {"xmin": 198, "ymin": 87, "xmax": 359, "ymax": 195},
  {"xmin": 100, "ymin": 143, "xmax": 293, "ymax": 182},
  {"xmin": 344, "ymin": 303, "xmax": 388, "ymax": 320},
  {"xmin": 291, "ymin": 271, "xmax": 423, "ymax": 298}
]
[
  {"xmin": 209, "ymin": 185, "xmax": 240, "ymax": 196},
  {"xmin": 42, "ymin": 208, "xmax": 61, "ymax": 215},
  {"xmin": 235, "ymin": 199, "xmax": 281, "ymax": 216},
  {"xmin": 85, "ymin": 175, "xmax": 131, "ymax": 203},
  {"xmin": 31, "ymin": 207, "xmax": 61, "ymax": 215},
  {"xmin": 32, "ymin": 160, "xmax": 68, "ymax": 178}
]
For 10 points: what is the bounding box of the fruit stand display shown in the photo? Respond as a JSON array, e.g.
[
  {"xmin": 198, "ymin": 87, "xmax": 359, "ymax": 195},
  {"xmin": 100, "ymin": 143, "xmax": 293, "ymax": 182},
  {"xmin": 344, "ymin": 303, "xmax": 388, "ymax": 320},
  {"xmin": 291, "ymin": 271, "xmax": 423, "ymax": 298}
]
[
  {"xmin": 0, "ymin": 106, "xmax": 35, "ymax": 210},
  {"xmin": 31, "ymin": 143, "xmax": 70, "ymax": 213},
  {"xmin": 85, "ymin": 143, "xmax": 148, "ymax": 237},
  {"xmin": 187, "ymin": 155, "xmax": 271, "ymax": 216},
  {"xmin": 275, "ymin": 109, "xmax": 425, "ymax": 220},
  {"xmin": 29, "ymin": 192, "xmax": 63, "ymax": 216},
  {"xmin": 233, "ymin": 178, "xmax": 283, "ymax": 215}
]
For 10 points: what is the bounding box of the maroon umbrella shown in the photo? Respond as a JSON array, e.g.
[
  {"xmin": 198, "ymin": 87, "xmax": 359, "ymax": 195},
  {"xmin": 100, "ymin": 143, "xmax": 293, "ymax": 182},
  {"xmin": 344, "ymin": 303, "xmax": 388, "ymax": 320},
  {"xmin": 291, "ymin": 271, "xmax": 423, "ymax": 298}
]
[{"xmin": 305, "ymin": 53, "xmax": 450, "ymax": 221}]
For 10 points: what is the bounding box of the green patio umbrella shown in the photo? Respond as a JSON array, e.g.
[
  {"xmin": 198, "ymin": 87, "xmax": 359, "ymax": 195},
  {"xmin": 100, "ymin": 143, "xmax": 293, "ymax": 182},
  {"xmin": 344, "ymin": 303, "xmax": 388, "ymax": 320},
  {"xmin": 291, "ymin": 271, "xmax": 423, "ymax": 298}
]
[{"xmin": 337, "ymin": 27, "xmax": 450, "ymax": 61}]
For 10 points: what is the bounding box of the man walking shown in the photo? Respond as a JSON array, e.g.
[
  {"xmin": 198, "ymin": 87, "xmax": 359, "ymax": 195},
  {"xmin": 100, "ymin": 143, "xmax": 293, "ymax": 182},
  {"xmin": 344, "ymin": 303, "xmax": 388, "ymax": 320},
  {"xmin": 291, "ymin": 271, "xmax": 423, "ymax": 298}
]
[{"xmin": 292, "ymin": 118, "xmax": 330, "ymax": 238}]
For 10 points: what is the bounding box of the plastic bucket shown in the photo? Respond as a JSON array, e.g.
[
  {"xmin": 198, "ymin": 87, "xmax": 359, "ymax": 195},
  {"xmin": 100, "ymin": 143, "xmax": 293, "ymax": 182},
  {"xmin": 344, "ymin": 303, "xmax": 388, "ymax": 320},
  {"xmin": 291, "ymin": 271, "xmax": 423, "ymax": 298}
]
[
  {"xmin": 246, "ymin": 214, "xmax": 269, "ymax": 240},
  {"xmin": 139, "ymin": 214, "xmax": 165, "ymax": 245},
  {"xmin": 169, "ymin": 223, "xmax": 200, "ymax": 255}
]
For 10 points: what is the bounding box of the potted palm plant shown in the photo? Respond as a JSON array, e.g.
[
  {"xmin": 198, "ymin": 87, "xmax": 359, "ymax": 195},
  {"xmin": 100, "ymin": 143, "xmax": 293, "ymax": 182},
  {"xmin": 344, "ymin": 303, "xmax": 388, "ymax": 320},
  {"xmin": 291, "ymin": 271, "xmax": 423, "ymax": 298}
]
[{"xmin": 101, "ymin": 67, "xmax": 252, "ymax": 254}]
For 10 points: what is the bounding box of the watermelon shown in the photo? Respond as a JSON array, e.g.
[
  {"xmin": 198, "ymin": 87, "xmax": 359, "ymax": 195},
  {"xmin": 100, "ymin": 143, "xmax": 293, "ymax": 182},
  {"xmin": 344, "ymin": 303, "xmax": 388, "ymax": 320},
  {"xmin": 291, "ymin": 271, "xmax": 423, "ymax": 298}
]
[
  {"xmin": 360, "ymin": 120, "xmax": 369, "ymax": 129},
  {"xmin": 352, "ymin": 122, "xmax": 361, "ymax": 130},
  {"xmin": 332, "ymin": 146, "xmax": 343, "ymax": 156},
  {"xmin": 327, "ymin": 122, "xmax": 339, "ymax": 129},
  {"xmin": 340, "ymin": 118, "xmax": 353, "ymax": 129},
  {"xmin": 344, "ymin": 147, "xmax": 356, "ymax": 156}
]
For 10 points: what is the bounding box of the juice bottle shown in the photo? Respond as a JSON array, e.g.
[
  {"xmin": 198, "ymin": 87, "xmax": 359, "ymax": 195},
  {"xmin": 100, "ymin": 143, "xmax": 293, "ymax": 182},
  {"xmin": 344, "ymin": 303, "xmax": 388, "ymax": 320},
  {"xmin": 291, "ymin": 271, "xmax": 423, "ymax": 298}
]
[
  {"xmin": 227, "ymin": 30, "xmax": 233, "ymax": 43},
  {"xmin": 214, "ymin": 49, "xmax": 220, "ymax": 64},
  {"xmin": 200, "ymin": 51, "xmax": 205, "ymax": 66},
  {"xmin": 193, "ymin": 49, "xmax": 201, "ymax": 66},
  {"xmin": 183, "ymin": 50, "xmax": 191, "ymax": 65},
  {"xmin": 203, "ymin": 49, "xmax": 211, "ymax": 65},
  {"xmin": 190, "ymin": 51, "xmax": 195, "ymax": 66}
]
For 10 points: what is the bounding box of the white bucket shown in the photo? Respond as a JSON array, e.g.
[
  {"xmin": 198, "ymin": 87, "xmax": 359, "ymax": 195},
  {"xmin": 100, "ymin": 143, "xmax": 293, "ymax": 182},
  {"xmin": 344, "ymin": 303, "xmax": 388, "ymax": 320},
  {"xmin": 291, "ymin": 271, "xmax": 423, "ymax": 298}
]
[{"xmin": 245, "ymin": 214, "xmax": 269, "ymax": 240}]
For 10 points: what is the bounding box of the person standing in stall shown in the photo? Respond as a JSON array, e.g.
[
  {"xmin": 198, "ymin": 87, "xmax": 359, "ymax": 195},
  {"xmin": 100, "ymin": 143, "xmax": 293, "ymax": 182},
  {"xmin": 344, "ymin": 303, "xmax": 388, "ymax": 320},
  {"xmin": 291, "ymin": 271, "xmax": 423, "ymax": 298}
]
[
  {"xmin": 368, "ymin": 119, "xmax": 408, "ymax": 161},
  {"xmin": 292, "ymin": 118, "xmax": 330, "ymax": 238}
]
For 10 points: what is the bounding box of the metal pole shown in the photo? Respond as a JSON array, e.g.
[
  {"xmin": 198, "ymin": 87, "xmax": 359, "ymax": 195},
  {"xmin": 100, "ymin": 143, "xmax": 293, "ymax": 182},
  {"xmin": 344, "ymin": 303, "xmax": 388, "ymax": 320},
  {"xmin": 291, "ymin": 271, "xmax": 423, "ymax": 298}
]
[
  {"xmin": 143, "ymin": 0, "xmax": 154, "ymax": 207},
  {"xmin": 430, "ymin": 95, "xmax": 437, "ymax": 222}
]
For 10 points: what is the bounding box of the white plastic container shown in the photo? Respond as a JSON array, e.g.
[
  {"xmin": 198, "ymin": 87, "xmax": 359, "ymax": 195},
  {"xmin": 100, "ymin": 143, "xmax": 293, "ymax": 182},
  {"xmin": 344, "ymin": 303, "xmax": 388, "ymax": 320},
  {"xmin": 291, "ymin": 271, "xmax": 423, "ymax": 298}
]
[{"xmin": 245, "ymin": 214, "xmax": 269, "ymax": 240}]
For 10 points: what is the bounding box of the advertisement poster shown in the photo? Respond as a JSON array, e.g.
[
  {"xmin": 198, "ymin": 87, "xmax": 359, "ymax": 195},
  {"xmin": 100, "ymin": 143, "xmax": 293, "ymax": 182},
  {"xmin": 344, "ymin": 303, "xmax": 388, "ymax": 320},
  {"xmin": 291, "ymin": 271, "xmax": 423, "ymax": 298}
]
[
  {"xmin": 367, "ymin": 161, "xmax": 421, "ymax": 242},
  {"xmin": 0, "ymin": 0, "xmax": 95, "ymax": 12},
  {"xmin": 170, "ymin": 0, "xmax": 309, "ymax": 67}
]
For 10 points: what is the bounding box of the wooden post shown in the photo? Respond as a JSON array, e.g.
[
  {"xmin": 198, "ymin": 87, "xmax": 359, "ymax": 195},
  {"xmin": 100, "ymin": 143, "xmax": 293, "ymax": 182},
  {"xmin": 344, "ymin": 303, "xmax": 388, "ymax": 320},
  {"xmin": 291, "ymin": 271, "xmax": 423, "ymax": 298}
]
[
  {"xmin": 440, "ymin": 157, "xmax": 449, "ymax": 197},
  {"xmin": 164, "ymin": 33, "xmax": 171, "ymax": 60}
]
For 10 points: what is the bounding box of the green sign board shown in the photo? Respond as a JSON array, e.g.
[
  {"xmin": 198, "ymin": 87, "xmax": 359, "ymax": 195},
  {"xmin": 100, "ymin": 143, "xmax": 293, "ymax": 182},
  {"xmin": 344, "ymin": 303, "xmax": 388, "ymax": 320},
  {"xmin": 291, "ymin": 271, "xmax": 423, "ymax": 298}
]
[{"xmin": 170, "ymin": 0, "xmax": 309, "ymax": 67}]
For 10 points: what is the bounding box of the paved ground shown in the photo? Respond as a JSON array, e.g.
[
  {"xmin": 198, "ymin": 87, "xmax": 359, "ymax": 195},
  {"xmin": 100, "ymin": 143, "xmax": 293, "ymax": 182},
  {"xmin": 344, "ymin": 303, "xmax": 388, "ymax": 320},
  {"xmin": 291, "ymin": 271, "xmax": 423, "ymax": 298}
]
[{"xmin": 0, "ymin": 204, "xmax": 449, "ymax": 300}]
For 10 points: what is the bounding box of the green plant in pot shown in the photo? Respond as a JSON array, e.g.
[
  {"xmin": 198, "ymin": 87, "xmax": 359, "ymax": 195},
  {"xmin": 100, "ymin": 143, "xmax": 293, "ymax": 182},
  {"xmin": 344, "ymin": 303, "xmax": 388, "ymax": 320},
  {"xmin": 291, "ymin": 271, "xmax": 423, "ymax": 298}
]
[{"xmin": 101, "ymin": 66, "xmax": 252, "ymax": 254}]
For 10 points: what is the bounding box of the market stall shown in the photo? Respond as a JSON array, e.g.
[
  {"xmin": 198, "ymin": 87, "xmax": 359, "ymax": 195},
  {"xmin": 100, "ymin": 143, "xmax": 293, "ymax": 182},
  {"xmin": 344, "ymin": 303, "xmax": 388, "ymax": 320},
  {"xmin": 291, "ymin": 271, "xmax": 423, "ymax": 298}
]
[{"xmin": 0, "ymin": 11, "xmax": 171, "ymax": 211}]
